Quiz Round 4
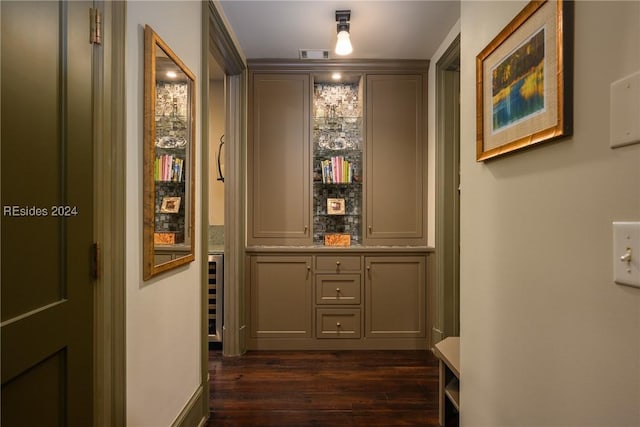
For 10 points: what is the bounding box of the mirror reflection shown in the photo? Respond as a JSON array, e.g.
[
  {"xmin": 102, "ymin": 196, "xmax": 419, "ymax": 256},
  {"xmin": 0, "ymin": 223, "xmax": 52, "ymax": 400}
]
[{"xmin": 144, "ymin": 25, "xmax": 195, "ymax": 280}]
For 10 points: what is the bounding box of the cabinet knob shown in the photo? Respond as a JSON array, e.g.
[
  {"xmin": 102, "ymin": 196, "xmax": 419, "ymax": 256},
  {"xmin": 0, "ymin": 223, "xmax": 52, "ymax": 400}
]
[
  {"xmin": 336, "ymin": 261, "xmax": 341, "ymax": 266},
  {"xmin": 336, "ymin": 322, "xmax": 341, "ymax": 328},
  {"xmin": 368, "ymin": 226, "xmax": 372, "ymax": 233},
  {"xmin": 336, "ymin": 287, "xmax": 341, "ymax": 293}
]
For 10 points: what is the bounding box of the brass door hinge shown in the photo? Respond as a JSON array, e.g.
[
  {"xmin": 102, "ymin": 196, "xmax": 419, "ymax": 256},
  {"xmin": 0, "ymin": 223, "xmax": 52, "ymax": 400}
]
[
  {"xmin": 91, "ymin": 242, "xmax": 100, "ymax": 280},
  {"xmin": 90, "ymin": 8, "xmax": 102, "ymax": 45}
]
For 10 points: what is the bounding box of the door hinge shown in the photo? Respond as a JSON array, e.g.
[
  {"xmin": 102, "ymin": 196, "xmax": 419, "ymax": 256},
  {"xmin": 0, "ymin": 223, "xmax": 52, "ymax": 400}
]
[
  {"xmin": 91, "ymin": 242, "xmax": 100, "ymax": 280},
  {"xmin": 90, "ymin": 8, "xmax": 102, "ymax": 45}
]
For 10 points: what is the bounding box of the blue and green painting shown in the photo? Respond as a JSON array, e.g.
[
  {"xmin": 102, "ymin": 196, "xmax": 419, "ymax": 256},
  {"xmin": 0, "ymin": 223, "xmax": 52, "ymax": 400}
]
[{"xmin": 492, "ymin": 28, "xmax": 545, "ymax": 132}]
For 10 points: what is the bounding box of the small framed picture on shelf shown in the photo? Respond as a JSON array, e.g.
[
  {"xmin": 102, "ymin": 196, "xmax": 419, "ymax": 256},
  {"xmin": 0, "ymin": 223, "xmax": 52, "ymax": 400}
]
[
  {"xmin": 327, "ymin": 198, "xmax": 345, "ymax": 215},
  {"xmin": 160, "ymin": 196, "xmax": 181, "ymax": 213}
]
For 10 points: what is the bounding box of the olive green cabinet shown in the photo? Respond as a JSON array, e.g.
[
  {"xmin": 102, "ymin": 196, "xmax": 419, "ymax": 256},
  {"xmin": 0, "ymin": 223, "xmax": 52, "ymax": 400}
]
[
  {"xmin": 245, "ymin": 61, "xmax": 430, "ymax": 351},
  {"xmin": 314, "ymin": 255, "xmax": 362, "ymax": 339},
  {"xmin": 247, "ymin": 73, "xmax": 311, "ymax": 246},
  {"xmin": 364, "ymin": 75, "xmax": 427, "ymax": 246},
  {"xmin": 247, "ymin": 252, "xmax": 428, "ymax": 349},
  {"xmin": 249, "ymin": 256, "xmax": 312, "ymax": 339},
  {"xmin": 365, "ymin": 256, "xmax": 426, "ymax": 338},
  {"xmin": 247, "ymin": 66, "xmax": 427, "ymax": 246}
]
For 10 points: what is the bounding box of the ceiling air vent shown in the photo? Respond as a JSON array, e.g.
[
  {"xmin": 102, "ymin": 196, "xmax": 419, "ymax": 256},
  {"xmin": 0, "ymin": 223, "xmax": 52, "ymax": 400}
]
[{"xmin": 299, "ymin": 49, "xmax": 329, "ymax": 60}]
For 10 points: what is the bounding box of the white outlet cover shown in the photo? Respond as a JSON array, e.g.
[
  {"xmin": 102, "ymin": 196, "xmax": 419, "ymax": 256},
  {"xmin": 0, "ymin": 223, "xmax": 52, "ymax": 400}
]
[
  {"xmin": 610, "ymin": 71, "xmax": 640, "ymax": 148},
  {"xmin": 613, "ymin": 222, "xmax": 640, "ymax": 288}
]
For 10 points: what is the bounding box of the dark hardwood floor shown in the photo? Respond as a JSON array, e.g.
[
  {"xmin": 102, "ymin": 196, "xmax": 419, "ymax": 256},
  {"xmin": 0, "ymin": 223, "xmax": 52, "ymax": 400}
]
[{"xmin": 206, "ymin": 350, "xmax": 442, "ymax": 426}]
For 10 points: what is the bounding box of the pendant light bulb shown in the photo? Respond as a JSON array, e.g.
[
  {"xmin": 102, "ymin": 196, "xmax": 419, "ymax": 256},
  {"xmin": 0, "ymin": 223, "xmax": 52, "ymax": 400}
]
[
  {"xmin": 335, "ymin": 10, "xmax": 353, "ymax": 56},
  {"xmin": 335, "ymin": 29, "xmax": 352, "ymax": 56}
]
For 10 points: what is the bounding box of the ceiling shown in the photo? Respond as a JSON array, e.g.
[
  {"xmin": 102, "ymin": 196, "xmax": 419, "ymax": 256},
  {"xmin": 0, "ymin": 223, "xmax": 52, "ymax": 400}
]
[{"xmin": 217, "ymin": 0, "xmax": 460, "ymax": 60}]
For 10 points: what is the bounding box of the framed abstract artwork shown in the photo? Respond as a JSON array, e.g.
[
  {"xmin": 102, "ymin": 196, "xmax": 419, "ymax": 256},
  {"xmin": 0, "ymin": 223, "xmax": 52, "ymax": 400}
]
[{"xmin": 476, "ymin": 0, "xmax": 573, "ymax": 161}]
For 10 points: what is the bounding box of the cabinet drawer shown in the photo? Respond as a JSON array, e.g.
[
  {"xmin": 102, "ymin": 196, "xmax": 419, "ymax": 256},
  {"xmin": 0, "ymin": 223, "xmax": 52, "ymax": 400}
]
[
  {"xmin": 315, "ymin": 256, "xmax": 361, "ymax": 273},
  {"xmin": 315, "ymin": 274, "xmax": 361, "ymax": 305},
  {"xmin": 316, "ymin": 309, "xmax": 361, "ymax": 339}
]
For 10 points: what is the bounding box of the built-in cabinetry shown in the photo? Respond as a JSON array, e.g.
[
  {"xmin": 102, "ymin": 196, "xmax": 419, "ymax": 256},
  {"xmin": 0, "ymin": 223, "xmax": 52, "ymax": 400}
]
[
  {"xmin": 247, "ymin": 74, "xmax": 311, "ymax": 246},
  {"xmin": 365, "ymin": 75, "xmax": 426, "ymax": 245},
  {"xmin": 434, "ymin": 336, "xmax": 460, "ymax": 426},
  {"xmin": 249, "ymin": 256, "xmax": 312, "ymax": 338},
  {"xmin": 246, "ymin": 60, "xmax": 430, "ymax": 351},
  {"xmin": 315, "ymin": 255, "xmax": 362, "ymax": 339},
  {"xmin": 246, "ymin": 251, "xmax": 429, "ymax": 350},
  {"xmin": 365, "ymin": 256, "xmax": 426, "ymax": 338}
]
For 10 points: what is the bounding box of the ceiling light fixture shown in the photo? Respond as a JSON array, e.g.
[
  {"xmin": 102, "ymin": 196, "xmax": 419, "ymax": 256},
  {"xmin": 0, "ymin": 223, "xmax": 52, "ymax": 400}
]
[{"xmin": 335, "ymin": 10, "xmax": 352, "ymax": 56}]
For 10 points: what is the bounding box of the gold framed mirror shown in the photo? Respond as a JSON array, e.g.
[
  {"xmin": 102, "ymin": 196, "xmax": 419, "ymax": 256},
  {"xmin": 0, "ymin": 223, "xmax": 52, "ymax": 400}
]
[{"xmin": 143, "ymin": 25, "xmax": 196, "ymax": 280}]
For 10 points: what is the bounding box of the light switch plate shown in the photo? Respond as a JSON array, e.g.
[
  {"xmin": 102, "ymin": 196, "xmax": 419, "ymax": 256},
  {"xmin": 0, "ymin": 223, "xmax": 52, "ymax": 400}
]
[
  {"xmin": 610, "ymin": 71, "xmax": 640, "ymax": 148},
  {"xmin": 613, "ymin": 222, "xmax": 640, "ymax": 288}
]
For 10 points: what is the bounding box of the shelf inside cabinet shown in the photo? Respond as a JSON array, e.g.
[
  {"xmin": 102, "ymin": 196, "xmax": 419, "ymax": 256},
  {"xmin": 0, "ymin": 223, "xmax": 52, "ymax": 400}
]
[
  {"xmin": 444, "ymin": 378, "xmax": 460, "ymax": 411},
  {"xmin": 312, "ymin": 77, "xmax": 363, "ymax": 246}
]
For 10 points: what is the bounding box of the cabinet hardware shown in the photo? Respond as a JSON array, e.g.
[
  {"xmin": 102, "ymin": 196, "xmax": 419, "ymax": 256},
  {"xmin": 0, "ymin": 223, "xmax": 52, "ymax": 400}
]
[
  {"xmin": 89, "ymin": 8, "xmax": 102, "ymax": 45},
  {"xmin": 336, "ymin": 261, "xmax": 341, "ymax": 265},
  {"xmin": 336, "ymin": 322, "xmax": 341, "ymax": 327},
  {"xmin": 336, "ymin": 288, "xmax": 341, "ymax": 293}
]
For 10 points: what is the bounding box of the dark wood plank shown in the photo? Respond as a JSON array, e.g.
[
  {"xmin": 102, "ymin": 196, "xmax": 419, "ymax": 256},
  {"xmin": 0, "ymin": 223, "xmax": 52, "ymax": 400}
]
[{"xmin": 207, "ymin": 350, "xmax": 443, "ymax": 426}]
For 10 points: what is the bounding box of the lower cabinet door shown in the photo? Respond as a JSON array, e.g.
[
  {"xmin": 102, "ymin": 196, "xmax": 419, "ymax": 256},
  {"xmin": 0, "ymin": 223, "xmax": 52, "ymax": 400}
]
[
  {"xmin": 250, "ymin": 256, "xmax": 312, "ymax": 338},
  {"xmin": 365, "ymin": 256, "xmax": 426, "ymax": 338},
  {"xmin": 316, "ymin": 308, "xmax": 361, "ymax": 339}
]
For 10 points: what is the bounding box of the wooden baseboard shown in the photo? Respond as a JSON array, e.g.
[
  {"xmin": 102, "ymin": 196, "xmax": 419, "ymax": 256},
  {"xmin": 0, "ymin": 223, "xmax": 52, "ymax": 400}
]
[{"xmin": 171, "ymin": 384, "xmax": 207, "ymax": 427}]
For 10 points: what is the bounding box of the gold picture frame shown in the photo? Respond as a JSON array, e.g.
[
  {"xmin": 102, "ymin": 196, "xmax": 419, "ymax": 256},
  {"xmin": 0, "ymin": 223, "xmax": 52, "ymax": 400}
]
[
  {"xmin": 327, "ymin": 198, "xmax": 346, "ymax": 215},
  {"xmin": 160, "ymin": 196, "xmax": 181, "ymax": 213},
  {"xmin": 476, "ymin": 0, "xmax": 573, "ymax": 161}
]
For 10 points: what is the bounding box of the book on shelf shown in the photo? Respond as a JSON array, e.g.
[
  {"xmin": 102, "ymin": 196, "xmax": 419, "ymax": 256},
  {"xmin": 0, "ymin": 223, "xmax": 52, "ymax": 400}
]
[
  {"xmin": 320, "ymin": 156, "xmax": 353, "ymax": 184},
  {"xmin": 154, "ymin": 154, "xmax": 184, "ymax": 182}
]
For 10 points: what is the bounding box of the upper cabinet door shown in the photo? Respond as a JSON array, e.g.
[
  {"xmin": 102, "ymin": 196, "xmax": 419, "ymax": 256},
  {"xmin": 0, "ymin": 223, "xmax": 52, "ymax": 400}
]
[
  {"xmin": 364, "ymin": 74, "xmax": 427, "ymax": 245},
  {"xmin": 248, "ymin": 73, "xmax": 311, "ymax": 246}
]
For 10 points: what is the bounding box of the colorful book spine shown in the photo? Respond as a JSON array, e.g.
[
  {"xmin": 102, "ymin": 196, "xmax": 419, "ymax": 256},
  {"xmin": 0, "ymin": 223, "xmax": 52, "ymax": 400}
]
[
  {"xmin": 319, "ymin": 156, "xmax": 354, "ymax": 183},
  {"xmin": 155, "ymin": 155, "xmax": 184, "ymax": 182}
]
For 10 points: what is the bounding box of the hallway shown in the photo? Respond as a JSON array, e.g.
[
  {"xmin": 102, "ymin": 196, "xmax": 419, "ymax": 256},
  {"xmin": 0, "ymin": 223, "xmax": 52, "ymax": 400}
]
[{"xmin": 206, "ymin": 350, "xmax": 443, "ymax": 426}]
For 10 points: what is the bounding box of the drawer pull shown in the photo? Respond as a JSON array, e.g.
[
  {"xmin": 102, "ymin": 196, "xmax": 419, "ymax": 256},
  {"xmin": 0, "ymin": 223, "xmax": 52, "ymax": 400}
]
[
  {"xmin": 336, "ymin": 322, "xmax": 341, "ymax": 328},
  {"xmin": 336, "ymin": 261, "xmax": 341, "ymax": 265},
  {"xmin": 336, "ymin": 287, "xmax": 341, "ymax": 293}
]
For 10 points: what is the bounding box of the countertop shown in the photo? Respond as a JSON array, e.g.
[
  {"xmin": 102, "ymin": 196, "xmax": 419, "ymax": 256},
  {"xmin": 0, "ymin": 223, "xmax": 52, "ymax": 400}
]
[{"xmin": 208, "ymin": 245, "xmax": 224, "ymax": 254}]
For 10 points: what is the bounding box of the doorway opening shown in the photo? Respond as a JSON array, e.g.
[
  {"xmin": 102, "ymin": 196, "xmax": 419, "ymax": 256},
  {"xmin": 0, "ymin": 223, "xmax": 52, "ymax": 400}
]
[
  {"xmin": 207, "ymin": 51, "xmax": 225, "ymax": 350},
  {"xmin": 434, "ymin": 35, "xmax": 461, "ymax": 341}
]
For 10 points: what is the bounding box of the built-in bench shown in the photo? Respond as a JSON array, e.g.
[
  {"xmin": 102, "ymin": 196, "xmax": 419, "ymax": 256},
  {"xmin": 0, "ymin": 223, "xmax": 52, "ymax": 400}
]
[{"xmin": 433, "ymin": 336, "xmax": 460, "ymax": 426}]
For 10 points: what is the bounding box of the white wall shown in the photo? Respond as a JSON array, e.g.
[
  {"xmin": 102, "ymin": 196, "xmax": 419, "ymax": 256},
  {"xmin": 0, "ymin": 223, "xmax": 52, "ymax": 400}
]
[
  {"xmin": 459, "ymin": 1, "xmax": 640, "ymax": 426},
  {"xmin": 125, "ymin": 2, "xmax": 202, "ymax": 425},
  {"xmin": 208, "ymin": 79, "xmax": 225, "ymax": 226}
]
